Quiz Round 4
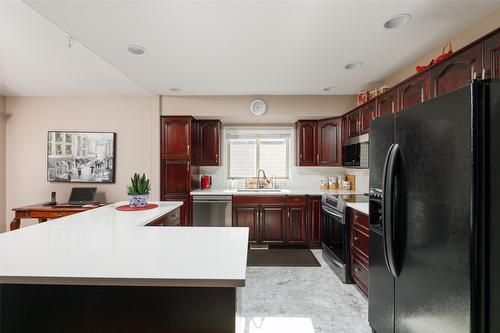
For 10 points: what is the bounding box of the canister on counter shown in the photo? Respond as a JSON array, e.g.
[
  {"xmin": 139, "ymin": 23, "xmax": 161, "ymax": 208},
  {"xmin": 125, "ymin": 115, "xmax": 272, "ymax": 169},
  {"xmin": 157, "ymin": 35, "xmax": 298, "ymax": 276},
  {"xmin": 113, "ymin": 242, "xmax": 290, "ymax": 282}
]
[
  {"xmin": 329, "ymin": 177, "xmax": 337, "ymax": 189},
  {"xmin": 320, "ymin": 178, "xmax": 329, "ymax": 190}
]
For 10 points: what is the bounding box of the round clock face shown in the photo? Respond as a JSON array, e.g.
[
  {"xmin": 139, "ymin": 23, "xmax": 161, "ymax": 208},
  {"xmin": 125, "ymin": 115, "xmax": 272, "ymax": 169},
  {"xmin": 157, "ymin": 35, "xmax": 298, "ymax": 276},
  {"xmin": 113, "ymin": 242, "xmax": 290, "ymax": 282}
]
[{"xmin": 250, "ymin": 99, "xmax": 267, "ymax": 117}]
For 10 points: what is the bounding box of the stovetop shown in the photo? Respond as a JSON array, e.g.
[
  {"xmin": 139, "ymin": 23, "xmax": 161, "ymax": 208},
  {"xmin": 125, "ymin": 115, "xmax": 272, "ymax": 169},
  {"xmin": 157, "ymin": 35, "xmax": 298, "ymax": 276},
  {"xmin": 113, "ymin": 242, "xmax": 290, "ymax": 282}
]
[{"xmin": 322, "ymin": 193, "xmax": 369, "ymax": 212}]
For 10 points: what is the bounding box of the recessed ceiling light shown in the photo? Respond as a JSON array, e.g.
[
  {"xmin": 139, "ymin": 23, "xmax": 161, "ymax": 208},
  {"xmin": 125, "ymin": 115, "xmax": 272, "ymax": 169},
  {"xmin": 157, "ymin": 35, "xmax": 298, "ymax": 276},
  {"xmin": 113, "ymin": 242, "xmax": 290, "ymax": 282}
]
[
  {"xmin": 383, "ymin": 14, "xmax": 412, "ymax": 30},
  {"xmin": 345, "ymin": 62, "xmax": 363, "ymax": 70},
  {"xmin": 126, "ymin": 45, "xmax": 146, "ymax": 55},
  {"xmin": 322, "ymin": 86, "xmax": 337, "ymax": 92}
]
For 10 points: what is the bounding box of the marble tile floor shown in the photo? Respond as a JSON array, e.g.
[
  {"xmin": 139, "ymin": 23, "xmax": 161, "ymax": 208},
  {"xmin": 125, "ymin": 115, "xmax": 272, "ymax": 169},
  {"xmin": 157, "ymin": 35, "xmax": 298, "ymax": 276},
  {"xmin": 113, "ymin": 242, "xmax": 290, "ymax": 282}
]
[{"xmin": 236, "ymin": 249, "xmax": 371, "ymax": 333}]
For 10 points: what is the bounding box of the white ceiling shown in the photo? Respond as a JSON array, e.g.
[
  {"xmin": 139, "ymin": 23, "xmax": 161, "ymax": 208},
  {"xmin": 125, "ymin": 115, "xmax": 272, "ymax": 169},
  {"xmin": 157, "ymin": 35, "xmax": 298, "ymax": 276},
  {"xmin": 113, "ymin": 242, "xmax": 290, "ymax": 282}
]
[
  {"xmin": 2, "ymin": 0, "xmax": 500, "ymax": 96},
  {"xmin": 0, "ymin": 0, "xmax": 149, "ymax": 96}
]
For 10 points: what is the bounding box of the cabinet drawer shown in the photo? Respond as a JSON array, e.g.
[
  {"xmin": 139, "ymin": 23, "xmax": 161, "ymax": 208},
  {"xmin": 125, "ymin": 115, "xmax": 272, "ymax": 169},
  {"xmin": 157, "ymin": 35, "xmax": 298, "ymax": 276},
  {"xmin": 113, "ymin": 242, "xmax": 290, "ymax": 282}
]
[
  {"xmin": 287, "ymin": 196, "xmax": 305, "ymax": 206},
  {"xmin": 233, "ymin": 195, "xmax": 286, "ymax": 205},
  {"xmin": 351, "ymin": 209, "xmax": 369, "ymax": 231},
  {"xmin": 352, "ymin": 227, "xmax": 369, "ymax": 260},
  {"xmin": 352, "ymin": 253, "xmax": 369, "ymax": 295},
  {"xmin": 23, "ymin": 211, "xmax": 77, "ymax": 219}
]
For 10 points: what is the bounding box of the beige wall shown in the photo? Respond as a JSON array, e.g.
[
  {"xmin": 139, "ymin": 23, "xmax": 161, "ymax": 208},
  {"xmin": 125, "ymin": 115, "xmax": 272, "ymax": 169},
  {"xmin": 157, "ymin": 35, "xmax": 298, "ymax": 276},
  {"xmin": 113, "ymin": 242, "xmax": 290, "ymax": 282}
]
[
  {"xmin": 5, "ymin": 96, "xmax": 160, "ymax": 230},
  {"xmin": 384, "ymin": 7, "xmax": 500, "ymax": 87},
  {"xmin": 0, "ymin": 96, "xmax": 6, "ymax": 233},
  {"xmin": 161, "ymin": 95, "xmax": 356, "ymax": 124}
]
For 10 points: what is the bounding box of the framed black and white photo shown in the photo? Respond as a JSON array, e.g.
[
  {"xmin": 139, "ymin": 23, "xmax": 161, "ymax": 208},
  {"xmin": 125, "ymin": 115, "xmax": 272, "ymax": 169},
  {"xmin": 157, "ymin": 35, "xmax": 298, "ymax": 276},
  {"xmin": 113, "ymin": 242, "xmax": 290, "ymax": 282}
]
[{"xmin": 47, "ymin": 131, "xmax": 116, "ymax": 183}]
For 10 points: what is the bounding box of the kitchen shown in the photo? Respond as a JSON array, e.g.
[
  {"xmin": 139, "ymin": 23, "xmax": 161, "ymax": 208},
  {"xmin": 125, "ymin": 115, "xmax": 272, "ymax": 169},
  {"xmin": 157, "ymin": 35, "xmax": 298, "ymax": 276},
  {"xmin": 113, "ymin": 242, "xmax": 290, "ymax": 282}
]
[{"xmin": 1, "ymin": 1, "xmax": 500, "ymax": 333}]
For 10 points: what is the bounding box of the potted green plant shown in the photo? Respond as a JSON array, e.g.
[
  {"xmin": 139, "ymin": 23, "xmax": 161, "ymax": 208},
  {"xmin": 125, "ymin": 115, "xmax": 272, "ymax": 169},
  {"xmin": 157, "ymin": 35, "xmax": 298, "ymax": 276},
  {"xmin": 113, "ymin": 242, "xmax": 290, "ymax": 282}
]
[{"xmin": 127, "ymin": 173, "xmax": 151, "ymax": 207}]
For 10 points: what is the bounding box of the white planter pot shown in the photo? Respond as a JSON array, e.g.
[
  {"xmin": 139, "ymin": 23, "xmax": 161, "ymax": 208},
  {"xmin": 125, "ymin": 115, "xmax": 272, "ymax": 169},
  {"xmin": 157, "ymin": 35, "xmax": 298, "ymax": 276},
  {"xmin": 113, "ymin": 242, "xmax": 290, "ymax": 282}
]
[{"xmin": 128, "ymin": 195, "xmax": 149, "ymax": 208}]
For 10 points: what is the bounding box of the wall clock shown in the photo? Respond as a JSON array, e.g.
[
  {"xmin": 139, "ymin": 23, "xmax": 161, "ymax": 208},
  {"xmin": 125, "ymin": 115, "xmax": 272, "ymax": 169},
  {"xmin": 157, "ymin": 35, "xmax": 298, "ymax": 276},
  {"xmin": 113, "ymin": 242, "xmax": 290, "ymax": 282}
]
[{"xmin": 249, "ymin": 99, "xmax": 267, "ymax": 117}]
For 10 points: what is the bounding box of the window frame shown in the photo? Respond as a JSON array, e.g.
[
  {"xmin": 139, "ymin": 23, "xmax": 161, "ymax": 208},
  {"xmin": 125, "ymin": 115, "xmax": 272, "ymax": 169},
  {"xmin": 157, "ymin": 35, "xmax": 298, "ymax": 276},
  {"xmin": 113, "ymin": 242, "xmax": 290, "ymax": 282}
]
[{"xmin": 226, "ymin": 130, "xmax": 291, "ymax": 180}]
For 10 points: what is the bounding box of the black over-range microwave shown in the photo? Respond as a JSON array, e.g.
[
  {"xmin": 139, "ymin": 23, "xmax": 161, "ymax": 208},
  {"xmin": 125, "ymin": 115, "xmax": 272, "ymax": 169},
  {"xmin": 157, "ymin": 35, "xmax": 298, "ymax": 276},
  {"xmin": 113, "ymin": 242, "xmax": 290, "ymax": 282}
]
[{"xmin": 342, "ymin": 134, "xmax": 369, "ymax": 168}]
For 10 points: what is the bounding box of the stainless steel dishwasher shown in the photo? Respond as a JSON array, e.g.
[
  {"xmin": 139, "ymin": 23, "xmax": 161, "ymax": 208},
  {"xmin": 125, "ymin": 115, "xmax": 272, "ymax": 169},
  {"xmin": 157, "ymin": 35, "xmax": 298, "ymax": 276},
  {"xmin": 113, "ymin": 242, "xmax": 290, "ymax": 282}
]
[{"xmin": 192, "ymin": 195, "xmax": 232, "ymax": 227}]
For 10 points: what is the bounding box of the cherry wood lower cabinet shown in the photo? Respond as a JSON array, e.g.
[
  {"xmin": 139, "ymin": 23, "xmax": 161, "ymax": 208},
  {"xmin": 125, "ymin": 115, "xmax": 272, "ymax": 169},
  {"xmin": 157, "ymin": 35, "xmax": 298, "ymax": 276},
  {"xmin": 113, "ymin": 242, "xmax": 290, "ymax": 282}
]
[
  {"xmin": 286, "ymin": 196, "xmax": 307, "ymax": 245},
  {"xmin": 146, "ymin": 208, "xmax": 181, "ymax": 227},
  {"xmin": 307, "ymin": 196, "xmax": 322, "ymax": 248},
  {"xmin": 260, "ymin": 206, "xmax": 286, "ymax": 245},
  {"xmin": 161, "ymin": 195, "xmax": 192, "ymax": 226},
  {"xmin": 232, "ymin": 195, "xmax": 312, "ymax": 246},
  {"xmin": 349, "ymin": 208, "xmax": 369, "ymax": 296}
]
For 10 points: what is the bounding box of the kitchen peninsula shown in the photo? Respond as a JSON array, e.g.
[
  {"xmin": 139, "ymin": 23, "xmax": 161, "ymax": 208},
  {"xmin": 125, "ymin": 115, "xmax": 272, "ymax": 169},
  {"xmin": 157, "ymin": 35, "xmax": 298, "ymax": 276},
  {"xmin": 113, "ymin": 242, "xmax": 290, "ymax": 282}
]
[{"xmin": 0, "ymin": 202, "xmax": 249, "ymax": 333}]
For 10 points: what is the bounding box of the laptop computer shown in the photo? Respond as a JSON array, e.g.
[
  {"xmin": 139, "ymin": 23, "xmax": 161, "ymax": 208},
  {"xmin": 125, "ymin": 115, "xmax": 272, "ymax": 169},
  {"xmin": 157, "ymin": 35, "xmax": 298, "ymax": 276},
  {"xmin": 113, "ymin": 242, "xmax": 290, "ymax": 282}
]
[{"xmin": 56, "ymin": 187, "xmax": 97, "ymax": 207}]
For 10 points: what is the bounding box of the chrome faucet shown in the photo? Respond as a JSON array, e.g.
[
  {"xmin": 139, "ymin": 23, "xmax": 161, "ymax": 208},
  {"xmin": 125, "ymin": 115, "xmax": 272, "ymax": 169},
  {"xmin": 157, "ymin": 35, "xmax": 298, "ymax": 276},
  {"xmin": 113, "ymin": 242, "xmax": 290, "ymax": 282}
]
[{"xmin": 257, "ymin": 169, "xmax": 267, "ymax": 189}]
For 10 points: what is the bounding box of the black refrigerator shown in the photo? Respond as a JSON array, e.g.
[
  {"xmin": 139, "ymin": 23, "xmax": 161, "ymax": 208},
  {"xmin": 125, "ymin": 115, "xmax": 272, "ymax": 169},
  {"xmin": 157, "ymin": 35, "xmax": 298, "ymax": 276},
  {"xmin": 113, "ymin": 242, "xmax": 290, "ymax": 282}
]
[{"xmin": 368, "ymin": 79, "xmax": 500, "ymax": 333}]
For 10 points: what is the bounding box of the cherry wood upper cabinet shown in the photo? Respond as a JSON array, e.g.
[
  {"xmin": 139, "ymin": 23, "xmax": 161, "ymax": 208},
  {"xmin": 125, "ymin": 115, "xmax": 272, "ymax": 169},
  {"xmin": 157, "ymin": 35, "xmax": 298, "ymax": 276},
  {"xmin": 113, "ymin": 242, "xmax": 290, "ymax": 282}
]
[
  {"xmin": 161, "ymin": 117, "xmax": 192, "ymax": 159},
  {"xmin": 296, "ymin": 120, "xmax": 317, "ymax": 166},
  {"xmin": 161, "ymin": 160, "xmax": 192, "ymax": 195},
  {"xmin": 317, "ymin": 118, "xmax": 342, "ymax": 166},
  {"xmin": 199, "ymin": 120, "xmax": 221, "ymax": 166},
  {"xmin": 377, "ymin": 89, "xmax": 399, "ymax": 118},
  {"xmin": 484, "ymin": 30, "xmax": 500, "ymax": 79},
  {"xmin": 359, "ymin": 100, "xmax": 377, "ymax": 134},
  {"xmin": 430, "ymin": 43, "xmax": 482, "ymax": 97},
  {"xmin": 347, "ymin": 111, "xmax": 361, "ymax": 139},
  {"xmin": 399, "ymin": 74, "xmax": 430, "ymax": 111}
]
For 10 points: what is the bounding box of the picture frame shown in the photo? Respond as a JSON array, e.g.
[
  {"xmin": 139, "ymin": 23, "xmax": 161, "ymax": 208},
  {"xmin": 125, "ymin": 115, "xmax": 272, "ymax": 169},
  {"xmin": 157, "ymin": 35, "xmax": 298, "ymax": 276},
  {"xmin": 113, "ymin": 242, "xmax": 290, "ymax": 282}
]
[{"xmin": 47, "ymin": 131, "xmax": 116, "ymax": 183}]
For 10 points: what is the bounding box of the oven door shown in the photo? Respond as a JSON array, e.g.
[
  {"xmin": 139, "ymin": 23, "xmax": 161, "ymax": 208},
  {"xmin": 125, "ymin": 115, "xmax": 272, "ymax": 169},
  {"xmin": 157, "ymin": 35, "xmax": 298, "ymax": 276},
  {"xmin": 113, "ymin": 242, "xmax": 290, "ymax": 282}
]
[{"xmin": 322, "ymin": 203, "xmax": 346, "ymax": 264}]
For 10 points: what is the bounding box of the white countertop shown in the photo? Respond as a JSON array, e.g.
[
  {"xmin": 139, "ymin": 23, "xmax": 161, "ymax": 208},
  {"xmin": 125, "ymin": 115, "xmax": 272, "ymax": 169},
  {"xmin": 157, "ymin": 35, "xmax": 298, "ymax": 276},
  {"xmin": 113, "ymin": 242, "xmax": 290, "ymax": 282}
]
[
  {"xmin": 346, "ymin": 203, "xmax": 369, "ymax": 215},
  {"xmin": 191, "ymin": 188, "xmax": 366, "ymax": 196},
  {"xmin": 0, "ymin": 202, "xmax": 249, "ymax": 288}
]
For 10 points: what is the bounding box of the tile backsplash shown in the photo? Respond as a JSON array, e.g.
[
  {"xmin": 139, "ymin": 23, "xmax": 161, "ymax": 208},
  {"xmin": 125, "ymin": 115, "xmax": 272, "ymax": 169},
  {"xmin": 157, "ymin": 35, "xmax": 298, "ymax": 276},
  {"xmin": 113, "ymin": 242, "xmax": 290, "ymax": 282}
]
[{"xmin": 198, "ymin": 166, "xmax": 369, "ymax": 193}]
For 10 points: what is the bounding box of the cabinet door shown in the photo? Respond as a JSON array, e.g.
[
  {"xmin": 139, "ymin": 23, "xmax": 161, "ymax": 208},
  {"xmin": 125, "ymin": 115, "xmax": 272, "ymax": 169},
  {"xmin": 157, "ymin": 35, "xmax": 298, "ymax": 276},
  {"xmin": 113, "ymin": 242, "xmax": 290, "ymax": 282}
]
[
  {"xmin": 308, "ymin": 196, "xmax": 322, "ymax": 247},
  {"xmin": 232, "ymin": 205, "xmax": 259, "ymax": 243},
  {"xmin": 317, "ymin": 118, "xmax": 342, "ymax": 166},
  {"xmin": 287, "ymin": 206, "xmax": 306, "ymax": 245},
  {"xmin": 161, "ymin": 195, "xmax": 191, "ymax": 226},
  {"xmin": 296, "ymin": 120, "xmax": 317, "ymax": 166},
  {"xmin": 199, "ymin": 120, "xmax": 221, "ymax": 166},
  {"xmin": 399, "ymin": 74, "xmax": 429, "ymax": 111},
  {"xmin": 347, "ymin": 111, "xmax": 360, "ymax": 139},
  {"xmin": 377, "ymin": 89, "xmax": 399, "ymax": 118},
  {"xmin": 161, "ymin": 117, "xmax": 192, "ymax": 159},
  {"xmin": 359, "ymin": 100, "xmax": 377, "ymax": 134},
  {"xmin": 260, "ymin": 206, "xmax": 286, "ymax": 244},
  {"xmin": 161, "ymin": 160, "xmax": 191, "ymax": 195},
  {"xmin": 484, "ymin": 30, "xmax": 500, "ymax": 79},
  {"xmin": 430, "ymin": 43, "xmax": 482, "ymax": 97}
]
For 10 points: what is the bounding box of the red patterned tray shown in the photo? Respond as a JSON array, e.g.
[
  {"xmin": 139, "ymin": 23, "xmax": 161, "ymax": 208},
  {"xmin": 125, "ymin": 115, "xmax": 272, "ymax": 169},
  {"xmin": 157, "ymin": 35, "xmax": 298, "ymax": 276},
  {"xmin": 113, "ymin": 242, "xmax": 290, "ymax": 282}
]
[{"xmin": 116, "ymin": 204, "xmax": 159, "ymax": 211}]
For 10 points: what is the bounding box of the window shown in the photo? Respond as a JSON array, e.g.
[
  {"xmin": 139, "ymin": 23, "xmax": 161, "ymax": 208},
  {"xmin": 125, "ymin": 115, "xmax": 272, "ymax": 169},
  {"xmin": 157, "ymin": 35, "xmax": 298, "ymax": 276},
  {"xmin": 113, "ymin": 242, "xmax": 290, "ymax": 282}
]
[{"xmin": 226, "ymin": 128, "xmax": 291, "ymax": 179}]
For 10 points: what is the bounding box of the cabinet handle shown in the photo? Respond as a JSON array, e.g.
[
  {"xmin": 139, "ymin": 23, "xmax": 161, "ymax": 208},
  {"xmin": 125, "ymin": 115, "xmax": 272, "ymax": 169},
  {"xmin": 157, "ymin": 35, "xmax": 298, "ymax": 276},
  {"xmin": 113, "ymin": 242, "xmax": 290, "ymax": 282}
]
[
  {"xmin": 288, "ymin": 209, "xmax": 290, "ymax": 218},
  {"xmin": 317, "ymin": 154, "xmax": 320, "ymax": 164},
  {"xmin": 187, "ymin": 144, "xmax": 190, "ymax": 154},
  {"xmin": 353, "ymin": 236, "xmax": 359, "ymax": 241},
  {"xmin": 187, "ymin": 161, "xmax": 190, "ymax": 172},
  {"xmin": 216, "ymin": 153, "xmax": 219, "ymax": 164},
  {"xmin": 300, "ymin": 154, "xmax": 303, "ymax": 161},
  {"xmin": 482, "ymin": 68, "xmax": 486, "ymax": 80},
  {"xmin": 354, "ymin": 267, "xmax": 361, "ymax": 273}
]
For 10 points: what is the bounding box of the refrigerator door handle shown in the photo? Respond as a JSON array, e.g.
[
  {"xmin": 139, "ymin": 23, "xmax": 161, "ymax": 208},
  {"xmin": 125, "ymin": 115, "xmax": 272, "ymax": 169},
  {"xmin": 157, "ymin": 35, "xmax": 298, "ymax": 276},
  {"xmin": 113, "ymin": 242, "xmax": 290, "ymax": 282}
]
[
  {"xmin": 381, "ymin": 144, "xmax": 395, "ymax": 276},
  {"xmin": 384, "ymin": 143, "xmax": 401, "ymax": 278}
]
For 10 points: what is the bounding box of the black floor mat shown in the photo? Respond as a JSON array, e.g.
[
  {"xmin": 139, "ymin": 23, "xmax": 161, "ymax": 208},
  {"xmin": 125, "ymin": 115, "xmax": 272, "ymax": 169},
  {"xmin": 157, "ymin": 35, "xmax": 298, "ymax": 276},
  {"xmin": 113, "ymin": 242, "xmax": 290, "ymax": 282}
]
[{"xmin": 247, "ymin": 249, "xmax": 321, "ymax": 267}]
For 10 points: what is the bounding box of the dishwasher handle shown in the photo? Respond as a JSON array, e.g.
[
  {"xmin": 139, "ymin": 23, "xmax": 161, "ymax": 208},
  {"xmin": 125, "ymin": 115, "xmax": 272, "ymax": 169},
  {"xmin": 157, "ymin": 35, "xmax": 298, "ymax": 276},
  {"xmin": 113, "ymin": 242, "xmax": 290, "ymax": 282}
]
[{"xmin": 192, "ymin": 196, "xmax": 232, "ymax": 203}]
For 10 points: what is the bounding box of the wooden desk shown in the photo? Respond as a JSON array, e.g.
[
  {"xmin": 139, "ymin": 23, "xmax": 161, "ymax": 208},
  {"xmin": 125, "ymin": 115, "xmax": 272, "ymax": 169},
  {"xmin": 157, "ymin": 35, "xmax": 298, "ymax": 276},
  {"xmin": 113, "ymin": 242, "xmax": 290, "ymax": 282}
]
[{"xmin": 10, "ymin": 204, "xmax": 102, "ymax": 231}]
